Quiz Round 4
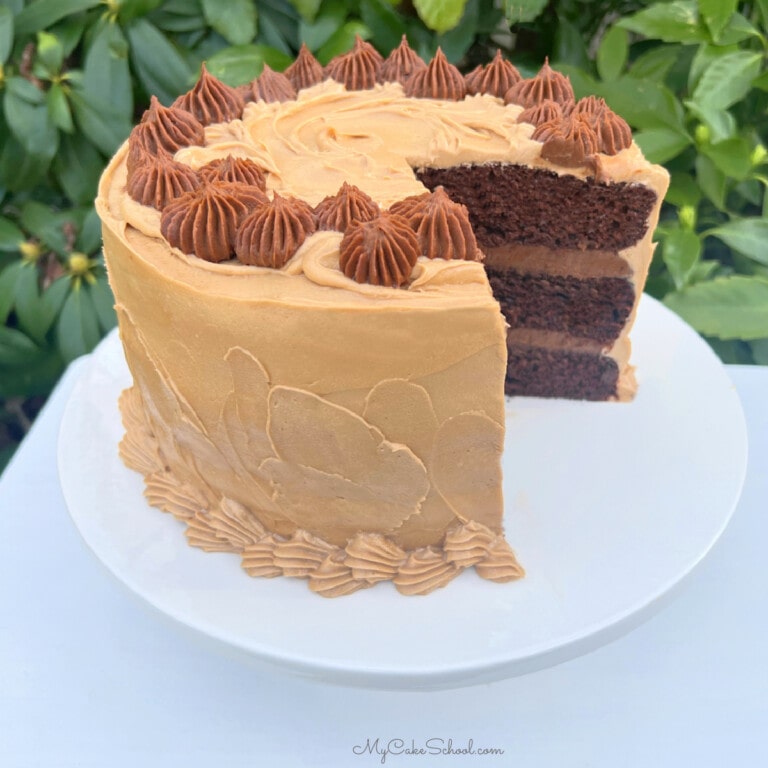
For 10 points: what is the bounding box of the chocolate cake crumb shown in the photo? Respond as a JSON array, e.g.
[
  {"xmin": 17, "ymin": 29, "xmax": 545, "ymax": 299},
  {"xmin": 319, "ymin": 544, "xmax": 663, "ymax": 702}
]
[
  {"xmin": 505, "ymin": 345, "xmax": 619, "ymax": 400},
  {"xmin": 415, "ymin": 163, "xmax": 656, "ymax": 251},
  {"xmin": 487, "ymin": 267, "xmax": 635, "ymax": 345}
]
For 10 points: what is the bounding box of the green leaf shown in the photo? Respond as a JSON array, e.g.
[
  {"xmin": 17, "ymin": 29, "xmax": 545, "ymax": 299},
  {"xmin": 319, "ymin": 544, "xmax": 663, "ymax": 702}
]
[
  {"xmin": 126, "ymin": 18, "xmax": 194, "ymax": 103},
  {"xmin": 39, "ymin": 277, "xmax": 71, "ymax": 333},
  {"xmin": 413, "ymin": 0, "xmax": 468, "ymax": 34},
  {"xmin": 503, "ymin": 0, "xmax": 548, "ymax": 25},
  {"xmin": 46, "ymin": 82, "xmax": 74, "ymax": 133},
  {"xmin": 75, "ymin": 207, "xmax": 102, "ymax": 254},
  {"xmin": 695, "ymin": 155, "xmax": 726, "ymax": 210},
  {"xmin": 83, "ymin": 18, "xmax": 133, "ymax": 121},
  {"xmin": 13, "ymin": 262, "xmax": 49, "ymax": 344},
  {"xmin": 148, "ymin": 0, "xmax": 206, "ymax": 34},
  {"xmin": 690, "ymin": 51, "xmax": 762, "ymax": 111},
  {"xmin": 664, "ymin": 275, "xmax": 768, "ymax": 339},
  {"xmin": 0, "ymin": 347, "xmax": 63, "ymax": 397},
  {"xmin": 0, "ymin": 134, "xmax": 51, "ymax": 191},
  {"xmin": 4, "ymin": 76, "xmax": 44, "ymax": 105},
  {"xmin": 118, "ymin": 0, "xmax": 164, "ymax": 22},
  {"xmin": 554, "ymin": 15, "xmax": 589, "ymax": 70},
  {"xmin": 2, "ymin": 79, "xmax": 59, "ymax": 159},
  {"xmin": 595, "ymin": 77, "xmax": 685, "ymax": 131},
  {"xmin": 0, "ymin": 326, "xmax": 40, "ymax": 366},
  {"xmin": 201, "ymin": 0, "xmax": 257, "ymax": 46},
  {"xmin": 751, "ymin": 338, "xmax": 768, "ymax": 365},
  {"xmin": 629, "ymin": 45, "xmax": 681, "ymax": 82},
  {"xmin": 360, "ymin": 0, "xmax": 407, "ymax": 54},
  {"xmin": 715, "ymin": 12, "xmax": 763, "ymax": 45},
  {"xmin": 596, "ymin": 26, "xmax": 628, "ymax": 82},
  {"xmin": 57, "ymin": 285, "xmax": 101, "ymax": 362},
  {"xmin": 36, "ymin": 30, "xmax": 64, "ymax": 74},
  {"xmin": 298, "ymin": 0, "xmax": 347, "ymax": 51},
  {"xmin": 699, "ymin": 0, "xmax": 737, "ymax": 40},
  {"xmin": 251, "ymin": 0, "xmax": 298, "ymax": 56},
  {"xmin": 52, "ymin": 131, "xmax": 103, "ymax": 205},
  {"xmin": 701, "ymin": 137, "xmax": 752, "ymax": 180},
  {"xmin": 20, "ymin": 202, "xmax": 69, "ymax": 255},
  {"xmin": 686, "ymin": 102, "xmax": 736, "ymax": 144},
  {"xmin": 709, "ymin": 218, "xmax": 768, "ymax": 267},
  {"xmin": 289, "ymin": 0, "xmax": 322, "ymax": 23},
  {"xmin": 0, "ymin": 261, "xmax": 23, "ymax": 324},
  {"xmin": 87, "ymin": 277, "xmax": 116, "ymax": 332},
  {"xmin": 666, "ymin": 173, "xmax": 702, "ymax": 208},
  {"xmin": 205, "ymin": 44, "xmax": 291, "ymax": 86},
  {"xmin": 435, "ymin": 0, "xmax": 478, "ymax": 62},
  {"xmin": 661, "ymin": 228, "xmax": 701, "ymax": 289},
  {"xmin": 0, "ymin": 217, "xmax": 24, "ymax": 252},
  {"xmin": 68, "ymin": 86, "xmax": 131, "ymax": 156},
  {"xmin": 316, "ymin": 22, "xmax": 370, "ymax": 65},
  {"xmin": 618, "ymin": 1, "xmax": 705, "ymax": 44},
  {"xmin": 14, "ymin": 0, "xmax": 101, "ymax": 36},
  {"xmin": 0, "ymin": 6, "xmax": 13, "ymax": 64},
  {"xmin": 634, "ymin": 128, "xmax": 691, "ymax": 164}
]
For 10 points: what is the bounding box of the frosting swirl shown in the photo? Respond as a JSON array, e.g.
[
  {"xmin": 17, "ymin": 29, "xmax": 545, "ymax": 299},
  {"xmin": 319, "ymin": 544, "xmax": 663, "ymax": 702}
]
[
  {"xmin": 235, "ymin": 192, "xmax": 316, "ymax": 267},
  {"xmin": 160, "ymin": 181, "xmax": 266, "ymax": 262},
  {"xmin": 314, "ymin": 182, "xmax": 380, "ymax": 232},
  {"xmin": 309, "ymin": 552, "xmax": 369, "ymax": 597},
  {"xmin": 246, "ymin": 64, "xmax": 297, "ymax": 103},
  {"xmin": 389, "ymin": 186, "xmax": 482, "ymax": 261},
  {"xmin": 284, "ymin": 43, "xmax": 325, "ymax": 91},
  {"xmin": 474, "ymin": 538, "xmax": 525, "ymax": 582},
  {"xmin": 338, "ymin": 212, "xmax": 420, "ymax": 287},
  {"xmin": 517, "ymin": 98, "xmax": 566, "ymax": 127},
  {"xmin": 344, "ymin": 533, "xmax": 406, "ymax": 582},
  {"xmin": 443, "ymin": 520, "xmax": 495, "ymax": 567},
  {"xmin": 535, "ymin": 113, "xmax": 600, "ymax": 167},
  {"xmin": 173, "ymin": 63, "xmax": 245, "ymax": 125},
  {"xmin": 380, "ymin": 35, "xmax": 427, "ymax": 84},
  {"xmin": 272, "ymin": 529, "xmax": 336, "ymax": 577},
  {"xmin": 325, "ymin": 36, "xmax": 383, "ymax": 90},
  {"xmin": 128, "ymin": 95, "xmax": 205, "ymax": 160},
  {"xmin": 126, "ymin": 149, "xmax": 200, "ymax": 210},
  {"xmin": 504, "ymin": 57, "xmax": 574, "ymax": 108},
  {"xmin": 405, "ymin": 47, "xmax": 466, "ymax": 101},
  {"xmin": 198, "ymin": 155, "xmax": 268, "ymax": 189},
  {"xmin": 393, "ymin": 547, "xmax": 460, "ymax": 595},
  {"xmin": 465, "ymin": 49, "xmax": 521, "ymax": 98}
]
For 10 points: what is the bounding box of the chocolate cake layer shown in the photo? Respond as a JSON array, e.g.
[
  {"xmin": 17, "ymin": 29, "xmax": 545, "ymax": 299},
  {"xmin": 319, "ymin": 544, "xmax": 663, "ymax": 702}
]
[
  {"xmin": 505, "ymin": 344, "xmax": 619, "ymax": 400},
  {"xmin": 487, "ymin": 266, "xmax": 635, "ymax": 345},
  {"xmin": 415, "ymin": 163, "xmax": 657, "ymax": 251}
]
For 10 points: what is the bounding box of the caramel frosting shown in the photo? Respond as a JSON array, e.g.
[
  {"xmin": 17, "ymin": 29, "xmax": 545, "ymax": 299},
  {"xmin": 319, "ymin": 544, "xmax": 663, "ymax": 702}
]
[
  {"xmin": 465, "ymin": 50, "xmax": 521, "ymax": 98},
  {"xmin": 325, "ymin": 36, "xmax": 383, "ymax": 90},
  {"xmin": 315, "ymin": 182, "xmax": 380, "ymax": 231},
  {"xmin": 126, "ymin": 150, "xmax": 200, "ymax": 210},
  {"xmin": 380, "ymin": 35, "xmax": 426, "ymax": 83},
  {"xmin": 284, "ymin": 43, "xmax": 325, "ymax": 91},
  {"xmin": 246, "ymin": 64, "xmax": 296, "ymax": 103},
  {"xmin": 198, "ymin": 155, "xmax": 268, "ymax": 189},
  {"xmin": 344, "ymin": 532, "xmax": 406, "ymax": 582},
  {"xmin": 309, "ymin": 552, "xmax": 368, "ymax": 597},
  {"xmin": 273, "ymin": 529, "xmax": 336, "ymax": 577},
  {"xmin": 504, "ymin": 58, "xmax": 574, "ymax": 107},
  {"xmin": 474, "ymin": 538, "xmax": 525, "ymax": 582},
  {"xmin": 393, "ymin": 547, "xmax": 460, "ymax": 595},
  {"xmin": 405, "ymin": 47, "xmax": 466, "ymax": 100},
  {"xmin": 389, "ymin": 186, "xmax": 482, "ymax": 261},
  {"xmin": 128, "ymin": 95, "xmax": 205, "ymax": 158},
  {"xmin": 339, "ymin": 213, "xmax": 420, "ymax": 287},
  {"xmin": 173, "ymin": 63, "xmax": 244, "ymax": 125},
  {"xmin": 443, "ymin": 520, "xmax": 494, "ymax": 567},
  {"xmin": 235, "ymin": 193, "xmax": 316, "ymax": 268}
]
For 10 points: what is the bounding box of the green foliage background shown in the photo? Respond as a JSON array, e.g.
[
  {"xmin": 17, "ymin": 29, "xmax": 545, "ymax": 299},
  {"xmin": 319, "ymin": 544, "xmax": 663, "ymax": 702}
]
[{"xmin": 1, "ymin": 0, "xmax": 767, "ymax": 469}]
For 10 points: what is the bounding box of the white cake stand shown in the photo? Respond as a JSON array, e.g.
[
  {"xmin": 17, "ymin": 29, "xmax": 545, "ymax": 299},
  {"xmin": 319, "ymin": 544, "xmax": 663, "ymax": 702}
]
[{"xmin": 58, "ymin": 295, "xmax": 747, "ymax": 690}]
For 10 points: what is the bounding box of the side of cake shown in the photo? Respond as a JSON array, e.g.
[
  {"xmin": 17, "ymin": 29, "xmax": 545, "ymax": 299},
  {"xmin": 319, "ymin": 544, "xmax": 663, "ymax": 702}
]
[{"xmin": 96, "ymin": 39, "xmax": 668, "ymax": 595}]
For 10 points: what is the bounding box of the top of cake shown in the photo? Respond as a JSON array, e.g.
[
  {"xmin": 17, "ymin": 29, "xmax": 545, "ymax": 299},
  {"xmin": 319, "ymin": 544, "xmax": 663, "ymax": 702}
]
[{"xmin": 101, "ymin": 37, "xmax": 668, "ymax": 299}]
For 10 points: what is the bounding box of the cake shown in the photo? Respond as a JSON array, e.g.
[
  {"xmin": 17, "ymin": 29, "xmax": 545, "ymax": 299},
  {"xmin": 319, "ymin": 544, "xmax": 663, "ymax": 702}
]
[{"xmin": 95, "ymin": 39, "xmax": 668, "ymax": 596}]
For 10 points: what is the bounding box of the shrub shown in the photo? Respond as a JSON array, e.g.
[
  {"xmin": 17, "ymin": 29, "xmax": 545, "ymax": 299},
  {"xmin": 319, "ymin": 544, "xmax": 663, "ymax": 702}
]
[{"xmin": 1, "ymin": 0, "xmax": 766, "ymax": 470}]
